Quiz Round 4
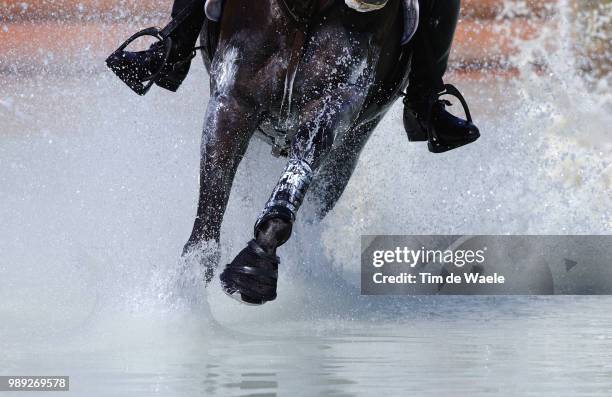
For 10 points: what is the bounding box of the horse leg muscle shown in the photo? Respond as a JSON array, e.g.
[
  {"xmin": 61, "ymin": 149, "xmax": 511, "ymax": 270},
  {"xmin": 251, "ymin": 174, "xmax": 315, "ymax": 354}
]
[
  {"xmin": 218, "ymin": 92, "xmax": 370, "ymax": 304},
  {"xmin": 255, "ymin": 87, "xmax": 371, "ymax": 254},
  {"xmin": 184, "ymin": 94, "xmax": 258, "ymax": 255},
  {"xmin": 307, "ymin": 117, "xmax": 382, "ymax": 220}
]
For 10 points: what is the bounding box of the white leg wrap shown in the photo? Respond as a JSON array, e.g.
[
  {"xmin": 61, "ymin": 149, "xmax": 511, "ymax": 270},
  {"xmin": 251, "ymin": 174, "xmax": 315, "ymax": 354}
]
[{"xmin": 255, "ymin": 159, "xmax": 314, "ymax": 230}]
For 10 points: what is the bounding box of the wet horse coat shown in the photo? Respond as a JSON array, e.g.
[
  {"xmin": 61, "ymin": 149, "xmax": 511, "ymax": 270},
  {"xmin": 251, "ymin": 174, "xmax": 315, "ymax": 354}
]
[{"xmin": 186, "ymin": 0, "xmax": 413, "ymax": 280}]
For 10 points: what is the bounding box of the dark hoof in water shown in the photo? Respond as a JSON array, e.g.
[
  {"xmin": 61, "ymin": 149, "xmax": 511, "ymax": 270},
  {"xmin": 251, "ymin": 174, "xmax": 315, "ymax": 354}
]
[{"xmin": 220, "ymin": 240, "xmax": 279, "ymax": 305}]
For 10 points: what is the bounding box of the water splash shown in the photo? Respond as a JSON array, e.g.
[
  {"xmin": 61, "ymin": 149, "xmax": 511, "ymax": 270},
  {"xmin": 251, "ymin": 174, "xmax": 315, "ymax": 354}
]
[{"xmin": 0, "ymin": 0, "xmax": 610, "ymax": 345}]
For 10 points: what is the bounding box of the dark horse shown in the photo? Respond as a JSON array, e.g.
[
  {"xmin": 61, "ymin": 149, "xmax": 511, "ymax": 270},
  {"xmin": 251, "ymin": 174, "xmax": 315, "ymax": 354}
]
[
  {"xmin": 107, "ymin": 0, "xmax": 479, "ymax": 305},
  {"xmin": 198, "ymin": 0, "xmax": 412, "ymax": 305}
]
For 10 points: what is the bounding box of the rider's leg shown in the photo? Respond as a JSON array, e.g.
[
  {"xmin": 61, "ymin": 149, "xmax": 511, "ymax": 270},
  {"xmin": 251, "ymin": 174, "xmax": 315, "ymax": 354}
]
[
  {"xmin": 406, "ymin": 0, "xmax": 459, "ymax": 96},
  {"xmin": 403, "ymin": 0, "xmax": 480, "ymax": 152},
  {"xmin": 170, "ymin": 0, "xmax": 207, "ymax": 56},
  {"xmin": 152, "ymin": 0, "xmax": 208, "ymax": 90},
  {"xmin": 109, "ymin": 0, "xmax": 206, "ymax": 92}
]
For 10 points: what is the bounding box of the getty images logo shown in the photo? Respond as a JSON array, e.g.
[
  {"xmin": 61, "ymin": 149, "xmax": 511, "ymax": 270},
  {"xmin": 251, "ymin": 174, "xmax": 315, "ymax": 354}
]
[{"xmin": 371, "ymin": 246, "xmax": 486, "ymax": 268}]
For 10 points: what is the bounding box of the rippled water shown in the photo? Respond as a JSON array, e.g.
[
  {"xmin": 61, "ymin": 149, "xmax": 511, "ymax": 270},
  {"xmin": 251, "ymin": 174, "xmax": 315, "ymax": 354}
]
[
  {"xmin": 1, "ymin": 0, "xmax": 611, "ymax": 395},
  {"xmin": 2, "ymin": 297, "xmax": 612, "ymax": 396}
]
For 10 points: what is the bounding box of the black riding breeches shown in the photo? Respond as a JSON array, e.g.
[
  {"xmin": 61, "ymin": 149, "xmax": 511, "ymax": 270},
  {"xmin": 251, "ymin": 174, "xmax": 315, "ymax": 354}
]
[
  {"xmin": 407, "ymin": 0, "xmax": 460, "ymax": 96},
  {"xmin": 170, "ymin": 0, "xmax": 207, "ymax": 57}
]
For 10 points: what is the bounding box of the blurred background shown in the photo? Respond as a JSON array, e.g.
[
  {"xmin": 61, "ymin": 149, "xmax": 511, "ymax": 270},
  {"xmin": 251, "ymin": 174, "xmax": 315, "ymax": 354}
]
[{"xmin": 0, "ymin": 0, "xmax": 610, "ymax": 78}]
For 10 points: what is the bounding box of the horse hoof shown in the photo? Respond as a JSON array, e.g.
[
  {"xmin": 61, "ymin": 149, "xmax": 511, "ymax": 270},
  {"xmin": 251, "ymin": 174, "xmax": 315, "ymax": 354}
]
[{"xmin": 220, "ymin": 240, "xmax": 279, "ymax": 305}]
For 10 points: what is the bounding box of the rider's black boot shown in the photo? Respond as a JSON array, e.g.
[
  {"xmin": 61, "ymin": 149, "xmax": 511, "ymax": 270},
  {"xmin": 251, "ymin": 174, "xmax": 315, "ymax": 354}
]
[
  {"xmin": 106, "ymin": 38, "xmax": 192, "ymax": 93},
  {"xmin": 403, "ymin": 84, "xmax": 480, "ymax": 153},
  {"xmin": 105, "ymin": 0, "xmax": 205, "ymax": 95},
  {"xmin": 403, "ymin": 0, "xmax": 480, "ymax": 152}
]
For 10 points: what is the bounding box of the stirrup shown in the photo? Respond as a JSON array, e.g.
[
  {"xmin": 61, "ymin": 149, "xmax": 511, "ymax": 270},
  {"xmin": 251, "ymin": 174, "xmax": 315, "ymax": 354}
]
[
  {"xmin": 105, "ymin": 27, "xmax": 173, "ymax": 96},
  {"xmin": 427, "ymin": 84, "xmax": 474, "ymax": 126},
  {"xmin": 427, "ymin": 84, "xmax": 480, "ymax": 153}
]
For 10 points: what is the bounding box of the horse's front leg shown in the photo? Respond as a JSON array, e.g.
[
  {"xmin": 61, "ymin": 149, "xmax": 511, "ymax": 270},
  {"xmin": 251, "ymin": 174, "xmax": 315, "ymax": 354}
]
[
  {"xmin": 183, "ymin": 93, "xmax": 259, "ymax": 281},
  {"xmin": 220, "ymin": 87, "xmax": 368, "ymax": 304},
  {"xmin": 254, "ymin": 95, "xmax": 366, "ymax": 247}
]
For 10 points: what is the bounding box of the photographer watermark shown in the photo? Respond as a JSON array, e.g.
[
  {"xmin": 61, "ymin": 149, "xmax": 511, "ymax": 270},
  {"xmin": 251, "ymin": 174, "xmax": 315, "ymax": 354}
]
[{"xmin": 361, "ymin": 235, "xmax": 612, "ymax": 295}]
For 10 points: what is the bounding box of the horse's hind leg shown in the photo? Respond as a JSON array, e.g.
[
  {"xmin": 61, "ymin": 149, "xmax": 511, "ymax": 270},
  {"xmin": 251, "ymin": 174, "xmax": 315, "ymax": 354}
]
[
  {"xmin": 307, "ymin": 117, "xmax": 382, "ymax": 221},
  {"xmin": 183, "ymin": 95, "xmax": 258, "ymax": 281}
]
